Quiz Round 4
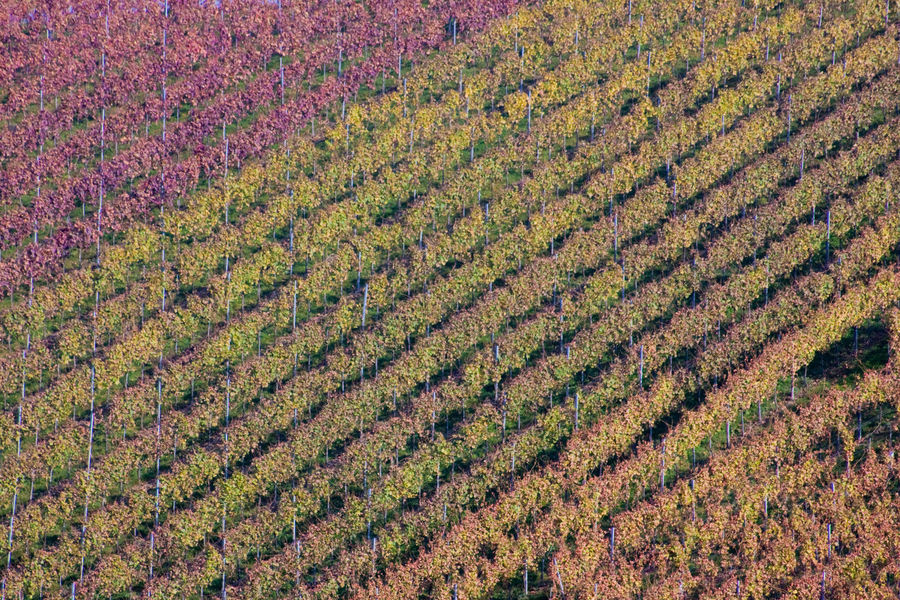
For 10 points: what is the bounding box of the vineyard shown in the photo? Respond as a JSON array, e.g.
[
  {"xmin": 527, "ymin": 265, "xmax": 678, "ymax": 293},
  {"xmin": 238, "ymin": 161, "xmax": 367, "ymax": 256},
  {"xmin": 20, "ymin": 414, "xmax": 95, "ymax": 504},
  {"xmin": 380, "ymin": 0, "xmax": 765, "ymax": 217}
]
[{"xmin": 1, "ymin": 0, "xmax": 899, "ymax": 598}]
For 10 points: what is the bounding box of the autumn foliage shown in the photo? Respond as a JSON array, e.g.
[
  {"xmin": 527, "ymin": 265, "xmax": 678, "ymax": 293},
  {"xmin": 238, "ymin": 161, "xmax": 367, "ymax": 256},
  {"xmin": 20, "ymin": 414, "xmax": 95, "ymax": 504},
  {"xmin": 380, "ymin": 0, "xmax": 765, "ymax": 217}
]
[{"xmin": 1, "ymin": 0, "xmax": 899, "ymax": 598}]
